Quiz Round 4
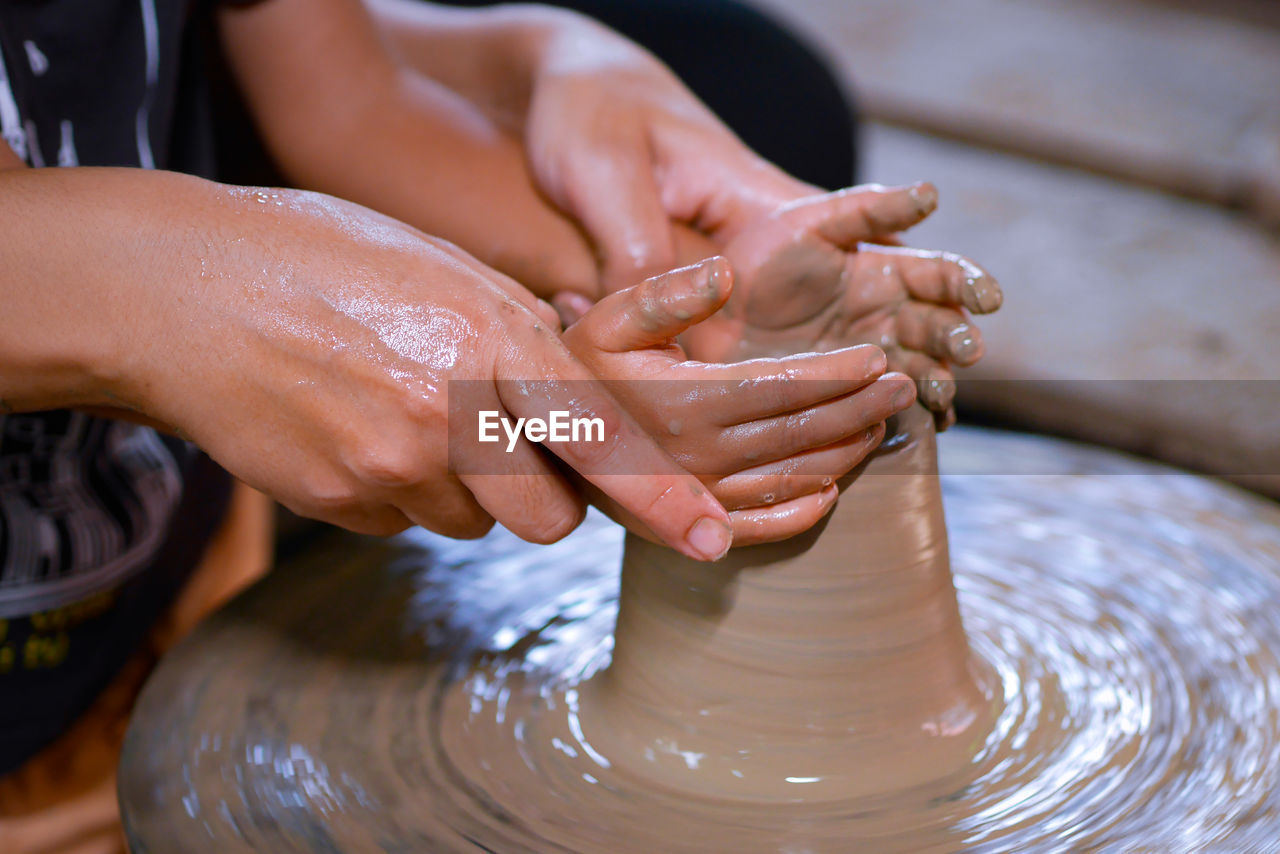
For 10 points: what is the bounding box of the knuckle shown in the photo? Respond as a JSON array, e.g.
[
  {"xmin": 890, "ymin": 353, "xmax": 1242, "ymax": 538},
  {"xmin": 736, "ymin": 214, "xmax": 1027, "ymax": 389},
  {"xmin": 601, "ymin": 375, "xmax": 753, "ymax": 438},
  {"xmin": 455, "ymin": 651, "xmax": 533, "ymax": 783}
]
[
  {"xmin": 297, "ymin": 471, "xmax": 361, "ymax": 517},
  {"xmin": 527, "ymin": 504, "xmax": 586, "ymax": 545},
  {"xmin": 351, "ymin": 444, "xmax": 423, "ymax": 489},
  {"xmin": 784, "ymin": 409, "xmax": 827, "ymax": 449}
]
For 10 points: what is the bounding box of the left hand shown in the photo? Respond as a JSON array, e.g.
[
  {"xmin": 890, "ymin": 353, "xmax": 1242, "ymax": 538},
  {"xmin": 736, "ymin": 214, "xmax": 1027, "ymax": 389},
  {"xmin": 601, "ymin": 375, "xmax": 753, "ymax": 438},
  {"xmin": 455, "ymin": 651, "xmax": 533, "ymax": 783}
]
[
  {"xmin": 561, "ymin": 256, "xmax": 915, "ymax": 546},
  {"xmin": 523, "ymin": 19, "xmax": 812, "ymax": 292},
  {"xmin": 680, "ymin": 182, "xmax": 1003, "ymax": 430}
]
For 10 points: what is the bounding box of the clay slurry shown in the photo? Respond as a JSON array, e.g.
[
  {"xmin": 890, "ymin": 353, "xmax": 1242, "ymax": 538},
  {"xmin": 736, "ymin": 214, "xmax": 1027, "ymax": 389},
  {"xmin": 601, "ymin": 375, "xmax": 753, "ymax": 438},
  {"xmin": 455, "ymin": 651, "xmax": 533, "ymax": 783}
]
[{"xmin": 120, "ymin": 409, "xmax": 1280, "ymax": 851}]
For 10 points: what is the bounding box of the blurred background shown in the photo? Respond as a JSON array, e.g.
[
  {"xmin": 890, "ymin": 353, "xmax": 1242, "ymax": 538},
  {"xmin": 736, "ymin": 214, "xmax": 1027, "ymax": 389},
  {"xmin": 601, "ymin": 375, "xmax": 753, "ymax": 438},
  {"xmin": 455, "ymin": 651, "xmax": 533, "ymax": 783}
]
[{"xmin": 744, "ymin": 0, "xmax": 1280, "ymax": 496}]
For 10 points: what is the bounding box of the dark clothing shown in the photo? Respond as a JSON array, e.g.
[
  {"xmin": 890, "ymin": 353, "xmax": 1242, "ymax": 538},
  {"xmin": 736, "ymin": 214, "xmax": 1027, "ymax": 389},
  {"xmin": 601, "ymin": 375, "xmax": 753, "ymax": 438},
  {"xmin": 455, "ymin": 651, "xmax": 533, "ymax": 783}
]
[
  {"xmin": 211, "ymin": 0, "xmax": 861, "ymax": 191},
  {"xmin": 442, "ymin": 0, "xmax": 860, "ymax": 189},
  {"xmin": 0, "ymin": 0, "xmax": 230, "ymax": 774}
]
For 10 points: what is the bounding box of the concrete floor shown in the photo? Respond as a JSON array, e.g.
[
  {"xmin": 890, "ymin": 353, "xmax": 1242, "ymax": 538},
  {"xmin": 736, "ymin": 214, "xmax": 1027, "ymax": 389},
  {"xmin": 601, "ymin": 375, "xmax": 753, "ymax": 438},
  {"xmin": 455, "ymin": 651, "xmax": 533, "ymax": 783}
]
[{"xmin": 750, "ymin": 0, "xmax": 1280, "ymax": 495}]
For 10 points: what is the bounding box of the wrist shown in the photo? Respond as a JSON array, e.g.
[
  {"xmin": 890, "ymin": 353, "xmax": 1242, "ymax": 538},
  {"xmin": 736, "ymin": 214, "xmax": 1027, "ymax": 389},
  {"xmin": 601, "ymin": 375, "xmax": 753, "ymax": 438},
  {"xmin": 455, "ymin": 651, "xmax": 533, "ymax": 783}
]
[{"xmin": 0, "ymin": 168, "xmax": 213, "ymax": 415}]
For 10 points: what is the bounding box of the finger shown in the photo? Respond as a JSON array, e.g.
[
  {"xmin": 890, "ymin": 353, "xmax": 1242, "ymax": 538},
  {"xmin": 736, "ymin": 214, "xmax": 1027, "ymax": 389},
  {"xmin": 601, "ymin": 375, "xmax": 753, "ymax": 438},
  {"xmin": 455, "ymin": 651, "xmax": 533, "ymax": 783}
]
[
  {"xmin": 439, "ymin": 243, "xmax": 568, "ymax": 329},
  {"xmin": 728, "ymin": 482, "xmax": 840, "ymax": 547},
  {"xmin": 699, "ymin": 344, "xmax": 887, "ymax": 424},
  {"xmin": 460, "ymin": 470, "xmax": 587, "ymax": 545},
  {"xmin": 771, "ymin": 181, "xmax": 938, "ymax": 248},
  {"xmin": 710, "ymin": 422, "xmax": 885, "ymax": 510},
  {"xmin": 483, "ymin": 274, "xmax": 563, "ymax": 331},
  {"xmin": 853, "ymin": 245, "xmax": 1003, "ymax": 313},
  {"xmin": 555, "ymin": 141, "xmax": 678, "ymax": 293},
  {"xmin": 716, "ymin": 373, "xmax": 913, "ymax": 469},
  {"xmin": 553, "ymin": 291, "xmax": 595, "ymax": 328},
  {"xmin": 885, "ymin": 346, "xmax": 956, "ymax": 413},
  {"xmin": 569, "ymin": 256, "xmax": 732, "ymax": 352},
  {"xmin": 896, "ymin": 303, "xmax": 984, "ymax": 366},
  {"xmin": 449, "ymin": 388, "xmax": 587, "ymax": 544},
  {"xmin": 496, "ymin": 328, "xmax": 733, "ymax": 562},
  {"xmin": 307, "ymin": 501, "xmax": 416, "ymax": 537},
  {"xmin": 934, "ymin": 406, "xmax": 958, "ymax": 433}
]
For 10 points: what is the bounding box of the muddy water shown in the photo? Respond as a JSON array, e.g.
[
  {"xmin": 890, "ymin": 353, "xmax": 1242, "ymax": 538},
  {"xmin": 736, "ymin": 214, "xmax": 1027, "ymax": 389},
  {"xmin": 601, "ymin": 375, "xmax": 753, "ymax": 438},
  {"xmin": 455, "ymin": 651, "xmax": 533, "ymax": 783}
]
[{"xmin": 120, "ymin": 419, "xmax": 1280, "ymax": 852}]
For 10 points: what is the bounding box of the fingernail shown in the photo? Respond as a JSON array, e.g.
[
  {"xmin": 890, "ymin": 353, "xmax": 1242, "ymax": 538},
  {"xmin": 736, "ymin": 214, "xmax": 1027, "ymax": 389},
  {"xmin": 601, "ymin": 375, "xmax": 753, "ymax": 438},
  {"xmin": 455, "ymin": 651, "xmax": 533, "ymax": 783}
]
[
  {"xmin": 704, "ymin": 256, "xmax": 733, "ymax": 297},
  {"xmin": 821, "ymin": 483, "xmax": 839, "ymax": 507},
  {"xmin": 687, "ymin": 516, "xmax": 733, "ymax": 561},
  {"xmin": 945, "ymin": 323, "xmax": 980, "ymax": 362},
  {"xmin": 892, "ymin": 379, "xmax": 917, "ymax": 410},
  {"xmin": 907, "ymin": 182, "xmax": 938, "ymax": 215},
  {"xmin": 868, "ymin": 346, "xmax": 888, "ymax": 375},
  {"xmin": 963, "ymin": 272, "xmax": 1003, "ymax": 313},
  {"xmin": 921, "ymin": 374, "xmax": 954, "ymax": 410}
]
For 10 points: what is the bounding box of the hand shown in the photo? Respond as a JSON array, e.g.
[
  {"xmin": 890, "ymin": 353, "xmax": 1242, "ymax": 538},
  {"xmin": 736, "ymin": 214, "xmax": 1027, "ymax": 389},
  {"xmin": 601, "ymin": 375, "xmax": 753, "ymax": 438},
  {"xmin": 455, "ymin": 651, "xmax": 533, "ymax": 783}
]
[
  {"xmin": 518, "ymin": 30, "xmax": 1000, "ymax": 428},
  {"xmin": 523, "ymin": 19, "xmax": 814, "ymax": 292},
  {"xmin": 87, "ymin": 175, "xmax": 734, "ymax": 560},
  {"xmin": 678, "ymin": 183, "xmax": 1003, "ymax": 429},
  {"xmin": 562, "ymin": 257, "xmax": 915, "ymax": 545}
]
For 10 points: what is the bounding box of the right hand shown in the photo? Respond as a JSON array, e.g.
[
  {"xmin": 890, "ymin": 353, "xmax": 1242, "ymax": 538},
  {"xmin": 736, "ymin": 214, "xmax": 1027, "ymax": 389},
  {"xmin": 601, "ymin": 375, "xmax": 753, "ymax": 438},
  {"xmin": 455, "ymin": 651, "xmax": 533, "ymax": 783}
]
[
  {"xmin": 103, "ymin": 177, "xmax": 734, "ymax": 561},
  {"xmin": 562, "ymin": 257, "xmax": 916, "ymax": 546}
]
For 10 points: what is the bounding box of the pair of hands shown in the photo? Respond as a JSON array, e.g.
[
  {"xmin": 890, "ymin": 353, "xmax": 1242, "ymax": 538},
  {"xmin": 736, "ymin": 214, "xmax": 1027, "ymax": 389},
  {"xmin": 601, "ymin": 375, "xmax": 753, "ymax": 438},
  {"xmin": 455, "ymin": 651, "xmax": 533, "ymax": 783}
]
[
  {"xmin": 96, "ymin": 10, "xmax": 1001, "ymax": 561},
  {"xmin": 514, "ymin": 21, "xmax": 1002, "ymax": 429},
  {"xmin": 84, "ymin": 176, "xmax": 918, "ymax": 561}
]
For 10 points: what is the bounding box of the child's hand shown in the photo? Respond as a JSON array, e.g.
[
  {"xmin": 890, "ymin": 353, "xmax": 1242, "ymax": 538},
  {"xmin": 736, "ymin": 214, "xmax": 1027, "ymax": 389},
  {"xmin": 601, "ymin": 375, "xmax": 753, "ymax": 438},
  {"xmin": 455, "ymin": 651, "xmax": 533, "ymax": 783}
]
[
  {"xmin": 562, "ymin": 257, "xmax": 915, "ymax": 547},
  {"xmin": 676, "ymin": 183, "xmax": 1003, "ymax": 431}
]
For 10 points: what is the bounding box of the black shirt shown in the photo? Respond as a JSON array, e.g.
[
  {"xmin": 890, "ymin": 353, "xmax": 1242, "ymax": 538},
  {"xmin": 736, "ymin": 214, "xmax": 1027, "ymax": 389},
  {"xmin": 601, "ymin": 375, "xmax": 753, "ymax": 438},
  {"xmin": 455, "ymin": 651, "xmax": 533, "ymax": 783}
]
[{"xmin": 0, "ymin": 0, "xmax": 232, "ymax": 773}]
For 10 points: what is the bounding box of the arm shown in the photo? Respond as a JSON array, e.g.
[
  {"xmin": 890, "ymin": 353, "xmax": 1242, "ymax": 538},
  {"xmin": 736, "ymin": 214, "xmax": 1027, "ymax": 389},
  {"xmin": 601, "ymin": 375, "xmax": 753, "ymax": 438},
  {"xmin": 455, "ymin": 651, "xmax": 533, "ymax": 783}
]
[
  {"xmin": 364, "ymin": 1, "xmax": 1003, "ymax": 427},
  {"xmin": 216, "ymin": 0, "xmax": 600, "ymax": 300},
  {"xmin": 0, "ymin": 165, "xmax": 734, "ymax": 559}
]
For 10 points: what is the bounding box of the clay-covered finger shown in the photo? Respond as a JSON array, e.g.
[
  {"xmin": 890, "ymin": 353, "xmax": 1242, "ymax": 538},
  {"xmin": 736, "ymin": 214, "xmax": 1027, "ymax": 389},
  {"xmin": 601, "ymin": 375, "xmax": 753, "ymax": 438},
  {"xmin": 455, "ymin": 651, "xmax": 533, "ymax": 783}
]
[
  {"xmin": 710, "ymin": 423, "xmax": 885, "ymax": 510},
  {"xmin": 895, "ymin": 302, "xmax": 984, "ymax": 366},
  {"xmin": 771, "ymin": 182, "xmax": 938, "ymax": 248},
  {"xmin": 566, "ymin": 256, "xmax": 732, "ymax": 353},
  {"xmin": 934, "ymin": 406, "xmax": 958, "ymax": 433},
  {"xmin": 717, "ymin": 373, "xmax": 912, "ymax": 467},
  {"xmin": 704, "ymin": 344, "xmax": 887, "ymax": 424},
  {"xmin": 854, "ymin": 245, "xmax": 1002, "ymax": 313},
  {"xmin": 886, "ymin": 347, "xmax": 956, "ymax": 413},
  {"xmin": 727, "ymin": 483, "xmax": 840, "ymax": 547}
]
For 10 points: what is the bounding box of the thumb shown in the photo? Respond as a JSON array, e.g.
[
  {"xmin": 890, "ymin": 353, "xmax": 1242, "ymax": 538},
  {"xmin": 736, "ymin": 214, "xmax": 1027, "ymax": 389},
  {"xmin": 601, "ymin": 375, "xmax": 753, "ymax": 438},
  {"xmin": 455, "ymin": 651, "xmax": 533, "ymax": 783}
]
[
  {"xmin": 571, "ymin": 256, "xmax": 733, "ymax": 353},
  {"xmin": 771, "ymin": 182, "xmax": 939, "ymax": 248}
]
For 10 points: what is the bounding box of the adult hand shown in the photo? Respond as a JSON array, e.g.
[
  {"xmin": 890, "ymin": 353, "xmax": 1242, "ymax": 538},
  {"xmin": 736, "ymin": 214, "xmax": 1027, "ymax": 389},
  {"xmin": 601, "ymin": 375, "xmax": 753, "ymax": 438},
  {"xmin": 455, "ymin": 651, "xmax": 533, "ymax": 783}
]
[
  {"xmin": 523, "ymin": 18, "xmax": 814, "ymax": 292},
  {"xmin": 562, "ymin": 257, "xmax": 915, "ymax": 545},
  {"xmin": 54, "ymin": 172, "xmax": 735, "ymax": 560}
]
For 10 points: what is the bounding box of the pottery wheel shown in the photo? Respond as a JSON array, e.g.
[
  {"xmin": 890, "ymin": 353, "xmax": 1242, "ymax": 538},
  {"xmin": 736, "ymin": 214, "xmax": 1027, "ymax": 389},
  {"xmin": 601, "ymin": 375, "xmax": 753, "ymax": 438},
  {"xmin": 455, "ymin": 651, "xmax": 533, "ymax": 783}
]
[{"xmin": 119, "ymin": 425, "xmax": 1280, "ymax": 852}]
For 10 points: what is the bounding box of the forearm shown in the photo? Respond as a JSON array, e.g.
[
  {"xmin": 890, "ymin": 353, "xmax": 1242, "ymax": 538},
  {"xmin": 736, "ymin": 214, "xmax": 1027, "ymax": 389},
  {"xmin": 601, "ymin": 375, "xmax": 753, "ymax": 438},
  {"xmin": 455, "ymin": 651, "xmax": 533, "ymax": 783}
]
[
  {"xmin": 220, "ymin": 0, "xmax": 600, "ymax": 299},
  {"xmin": 0, "ymin": 167, "xmax": 210, "ymax": 413},
  {"xmin": 365, "ymin": 0, "xmax": 591, "ymax": 128},
  {"xmin": 285, "ymin": 69, "xmax": 599, "ymax": 298}
]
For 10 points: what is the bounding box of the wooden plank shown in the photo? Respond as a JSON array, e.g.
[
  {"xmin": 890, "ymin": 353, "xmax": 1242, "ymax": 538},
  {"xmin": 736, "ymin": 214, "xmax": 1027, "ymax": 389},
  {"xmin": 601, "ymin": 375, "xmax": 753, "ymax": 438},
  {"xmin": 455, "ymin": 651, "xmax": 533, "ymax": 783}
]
[{"xmin": 750, "ymin": 0, "xmax": 1280, "ymax": 222}]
